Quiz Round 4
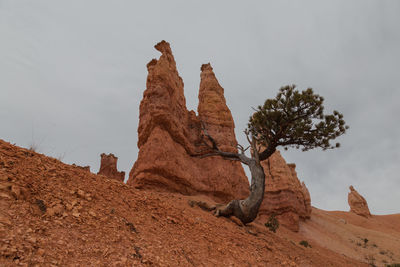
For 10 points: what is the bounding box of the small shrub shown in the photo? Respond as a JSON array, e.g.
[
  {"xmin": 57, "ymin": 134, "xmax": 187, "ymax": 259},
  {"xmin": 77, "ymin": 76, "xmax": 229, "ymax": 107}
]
[
  {"xmin": 35, "ymin": 199, "xmax": 47, "ymax": 213},
  {"xmin": 299, "ymin": 240, "xmax": 311, "ymax": 248},
  {"xmin": 264, "ymin": 214, "xmax": 279, "ymax": 233}
]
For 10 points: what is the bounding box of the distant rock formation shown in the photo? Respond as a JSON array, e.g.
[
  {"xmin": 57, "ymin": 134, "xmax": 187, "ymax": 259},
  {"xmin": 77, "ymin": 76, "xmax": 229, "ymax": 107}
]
[
  {"xmin": 348, "ymin": 185, "xmax": 371, "ymax": 217},
  {"xmin": 72, "ymin": 164, "xmax": 91, "ymax": 172},
  {"xmin": 258, "ymin": 152, "xmax": 312, "ymax": 232},
  {"xmin": 127, "ymin": 41, "xmax": 249, "ymax": 202},
  {"xmin": 97, "ymin": 153, "xmax": 125, "ymax": 182},
  {"xmin": 128, "ymin": 41, "xmax": 311, "ymax": 231}
]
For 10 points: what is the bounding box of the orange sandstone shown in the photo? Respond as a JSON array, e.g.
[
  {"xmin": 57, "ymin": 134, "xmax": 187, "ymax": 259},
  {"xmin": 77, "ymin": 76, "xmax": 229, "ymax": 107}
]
[
  {"xmin": 127, "ymin": 41, "xmax": 248, "ymax": 202},
  {"xmin": 128, "ymin": 41, "xmax": 311, "ymax": 231},
  {"xmin": 97, "ymin": 153, "xmax": 125, "ymax": 182},
  {"xmin": 258, "ymin": 152, "xmax": 311, "ymax": 232},
  {"xmin": 348, "ymin": 185, "xmax": 371, "ymax": 217}
]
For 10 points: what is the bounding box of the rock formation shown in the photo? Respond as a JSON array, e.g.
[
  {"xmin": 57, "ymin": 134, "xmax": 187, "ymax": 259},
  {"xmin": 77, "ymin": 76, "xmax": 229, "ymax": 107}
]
[
  {"xmin": 258, "ymin": 152, "xmax": 312, "ymax": 231},
  {"xmin": 127, "ymin": 41, "xmax": 249, "ymax": 202},
  {"xmin": 97, "ymin": 153, "xmax": 125, "ymax": 182},
  {"xmin": 128, "ymin": 41, "xmax": 311, "ymax": 230},
  {"xmin": 348, "ymin": 185, "xmax": 371, "ymax": 217},
  {"xmin": 72, "ymin": 164, "xmax": 91, "ymax": 172}
]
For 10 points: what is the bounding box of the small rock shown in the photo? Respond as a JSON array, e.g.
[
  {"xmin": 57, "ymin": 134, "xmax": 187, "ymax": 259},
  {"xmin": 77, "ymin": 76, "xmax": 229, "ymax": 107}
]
[
  {"xmin": 167, "ymin": 216, "xmax": 177, "ymax": 224},
  {"xmin": 0, "ymin": 191, "xmax": 13, "ymax": 199},
  {"xmin": 27, "ymin": 236, "xmax": 37, "ymax": 243},
  {"xmin": 0, "ymin": 182, "xmax": 12, "ymax": 190},
  {"xmin": 37, "ymin": 248, "xmax": 45, "ymax": 256},
  {"xmin": 11, "ymin": 185, "xmax": 29, "ymax": 200},
  {"xmin": 77, "ymin": 189, "xmax": 85, "ymax": 198},
  {"xmin": 0, "ymin": 212, "xmax": 11, "ymax": 225},
  {"xmin": 47, "ymin": 204, "xmax": 64, "ymax": 216},
  {"xmin": 71, "ymin": 199, "xmax": 78, "ymax": 206}
]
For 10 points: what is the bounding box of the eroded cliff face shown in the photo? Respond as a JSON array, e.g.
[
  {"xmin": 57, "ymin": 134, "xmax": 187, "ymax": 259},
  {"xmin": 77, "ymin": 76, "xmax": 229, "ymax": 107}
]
[
  {"xmin": 258, "ymin": 152, "xmax": 312, "ymax": 232},
  {"xmin": 348, "ymin": 185, "xmax": 371, "ymax": 217},
  {"xmin": 97, "ymin": 153, "xmax": 125, "ymax": 182},
  {"xmin": 127, "ymin": 41, "xmax": 249, "ymax": 202},
  {"xmin": 128, "ymin": 41, "xmax": 311, "ymax": 230}
]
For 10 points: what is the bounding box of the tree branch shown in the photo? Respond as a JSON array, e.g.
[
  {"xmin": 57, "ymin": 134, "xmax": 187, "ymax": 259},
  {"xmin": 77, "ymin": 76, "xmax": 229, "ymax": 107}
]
[
  {"xmin": 191, "ymin": 122, "xmax": 252, "ymax": 165},
  {"xmin": 259, "ymin": 145, "xmax": 276, "ymax": 161}
]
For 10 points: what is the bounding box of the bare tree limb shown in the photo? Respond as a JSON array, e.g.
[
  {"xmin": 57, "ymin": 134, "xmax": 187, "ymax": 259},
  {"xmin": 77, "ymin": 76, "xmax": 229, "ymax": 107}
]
[{"xmin": 191, "ymin": 122, "xmax": 252, "ymax": 165}]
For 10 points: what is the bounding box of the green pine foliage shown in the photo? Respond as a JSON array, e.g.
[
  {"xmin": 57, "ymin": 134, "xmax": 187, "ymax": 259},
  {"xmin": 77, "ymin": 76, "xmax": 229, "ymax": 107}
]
[
  {"xmin": 264, "ymin": 214, "xmax": 279, "ymax": 233},
  {"xmin": 247, "ymin": 85, "xmax": 348, "ymax": 153}
]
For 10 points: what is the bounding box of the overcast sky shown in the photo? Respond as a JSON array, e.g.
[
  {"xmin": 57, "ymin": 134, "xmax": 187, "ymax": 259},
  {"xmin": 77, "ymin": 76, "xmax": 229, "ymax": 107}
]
[{"xmin": 1, "ymin": 1, "xmax": 399, "ymax": 214}]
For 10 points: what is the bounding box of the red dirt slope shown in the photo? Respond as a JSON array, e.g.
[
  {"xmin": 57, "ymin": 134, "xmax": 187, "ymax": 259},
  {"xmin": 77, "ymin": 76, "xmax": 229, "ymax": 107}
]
[
  {"xmin": 1, "ymin": 139, "xmax": 368, "ymax": 266},
  {"xmin": 299, "ymin": 208, "xmax": 400, "ymax": 266}
]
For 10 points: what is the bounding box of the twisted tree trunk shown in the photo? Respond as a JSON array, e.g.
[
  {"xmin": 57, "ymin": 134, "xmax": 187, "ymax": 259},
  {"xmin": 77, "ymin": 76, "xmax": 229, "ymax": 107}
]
[
  {"xmin": 193, "ymin": 124, "xmax": 276, "ymax": 224},
  {"xmin": 214, "ymin": 159, "xmax": 265, "ymax": 224}
]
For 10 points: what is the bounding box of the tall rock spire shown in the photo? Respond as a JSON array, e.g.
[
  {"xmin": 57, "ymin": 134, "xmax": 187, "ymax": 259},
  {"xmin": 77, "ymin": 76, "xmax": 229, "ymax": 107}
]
[
  {"xmin": 128, "ymin": 41, "xmax": 249, "ymax": 201},
  {"xmin": 128, "ymin": 41, "xmax": 312, "ymax": 231},
  {"xmin": 198, "ymin": 63, "xmax": 237, "ymax": 153}
]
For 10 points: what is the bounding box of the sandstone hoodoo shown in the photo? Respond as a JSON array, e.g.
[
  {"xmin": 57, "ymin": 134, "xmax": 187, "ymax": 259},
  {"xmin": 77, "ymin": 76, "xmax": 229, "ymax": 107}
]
[
  {"xmin": 97, "ymin": 153, "xmax": 125, "ymax": 182},
  {"xmin": 127, "ymin": 40, "xmax": 249, "ymax": 202},
  {"xmin": 259, "ymin": 152, "xmax": 312, "ymax": 232},
  {"xmin": 128, "ymin": 41, "xmax": 319, "ymax": 230},
  {"xmin": 188, "ymin": 81, "xmax": 347, "ymax": 224},
  {"xmin": 348, "ymin": 185, "xmax": 371, "ymax": 217}
]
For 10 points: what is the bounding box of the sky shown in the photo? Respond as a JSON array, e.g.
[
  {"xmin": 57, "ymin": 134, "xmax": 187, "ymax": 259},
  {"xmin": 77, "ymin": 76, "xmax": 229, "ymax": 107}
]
[{"xmin": 1, "ymin": 1, "xmax": 399, "ymax": 214}]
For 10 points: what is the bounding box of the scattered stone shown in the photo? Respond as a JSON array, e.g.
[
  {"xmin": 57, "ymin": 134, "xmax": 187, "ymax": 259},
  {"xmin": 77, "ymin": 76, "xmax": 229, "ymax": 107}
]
[
  {"xmin": 77, "ymin": 189, "xmax": 86, "ymax": 199},
  {"xmin": 72, "ymin": 164, "xmax": 91, "ymax": 172},
  {"xmin": 47, "ymin": 204, "xmax": 64, "ymax": 216},
  {"xmin": 37, "ymin": 248, "xmax": 45, "ymax": 256},
  {"xmin": 126, "ymin": 222, "xmax": 138, "ymax": 233},
  {"xmin": 0, "ymin": 191, "xmax": 13, "ymax": 199},
  {"xmin": 89, "ymin": 210, "xmax": 97, "ymax": 217},
  {"xmin": 0, "ymin": 212, "xmax": 11, "ymax": 225}
]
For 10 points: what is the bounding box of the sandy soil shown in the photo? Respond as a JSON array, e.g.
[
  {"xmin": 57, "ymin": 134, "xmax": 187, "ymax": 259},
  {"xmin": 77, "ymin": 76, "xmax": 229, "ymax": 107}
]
[{"xmin": 299, "ymin": 208, "xmax": 400, "ymax": 266}]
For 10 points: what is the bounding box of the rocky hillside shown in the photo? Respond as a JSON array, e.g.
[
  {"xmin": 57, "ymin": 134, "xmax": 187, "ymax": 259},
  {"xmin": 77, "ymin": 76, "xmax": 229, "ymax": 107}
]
[
  {"xmin": 0, "ymin": 139, "xmax": 373, "ymax": 266},
  {"xmin": 1, "ymin": 41, "xmax": 399, "ymax": 266},
  {"xmin": 301, "ymin": 208, "xmax": 400, "ymax": 266}
]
